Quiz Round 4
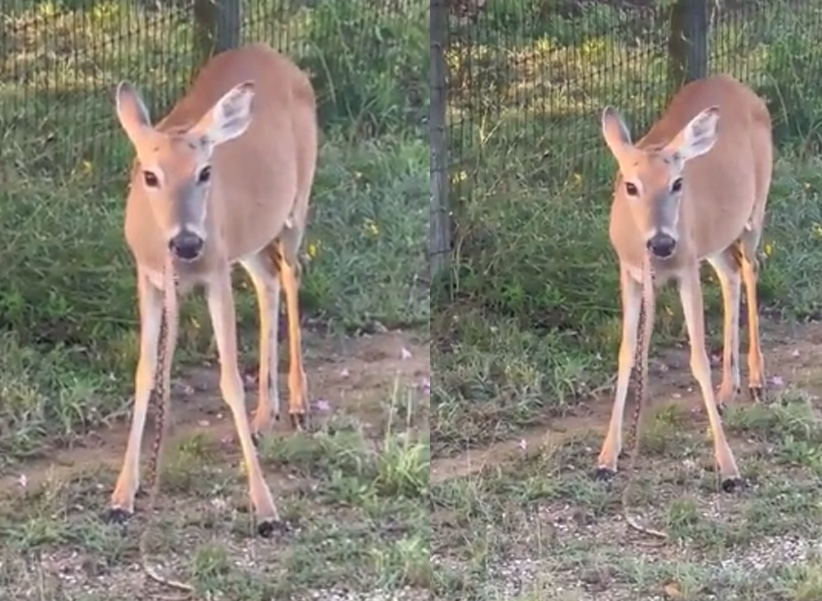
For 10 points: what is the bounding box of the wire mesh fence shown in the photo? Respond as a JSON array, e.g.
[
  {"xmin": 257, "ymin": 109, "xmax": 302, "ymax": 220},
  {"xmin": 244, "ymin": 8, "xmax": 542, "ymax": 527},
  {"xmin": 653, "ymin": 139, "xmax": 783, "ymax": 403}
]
[
  {"xmin": 432, "ymin": 0, "xmax": 822, "ymax": 278},
  {"xmin": 0, "ymin": 0, "xmax": 428, "ymax": 184}
]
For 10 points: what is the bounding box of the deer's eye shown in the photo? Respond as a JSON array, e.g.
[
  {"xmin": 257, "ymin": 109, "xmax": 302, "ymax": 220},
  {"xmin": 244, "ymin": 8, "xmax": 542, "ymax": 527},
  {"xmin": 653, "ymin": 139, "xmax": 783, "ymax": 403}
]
[
  {"xmin": 671, "ymin": 177, "xmax": 683, "ymax": 193},
  {"xmin": 143, "ymin": 170, "xmax": 159, "ymax": 188},
  {"xmin": 197, "ymin": 166, "xmax": 212, "ymax": 184},
  {"xmin": 625, "ymin": 182, "xmax": 639, "ymax": 196}
]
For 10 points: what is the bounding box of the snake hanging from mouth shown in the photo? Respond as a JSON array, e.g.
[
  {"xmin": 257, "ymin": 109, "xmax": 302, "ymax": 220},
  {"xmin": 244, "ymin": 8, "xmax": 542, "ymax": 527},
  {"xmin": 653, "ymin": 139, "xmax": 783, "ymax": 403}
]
[
  {"xmin": 138, "ymin": 252, "xmax": 195, "ymax": 595},
  {"xmin": 621, "ymin": 254, "xmax": 668, "ymax": 541}
]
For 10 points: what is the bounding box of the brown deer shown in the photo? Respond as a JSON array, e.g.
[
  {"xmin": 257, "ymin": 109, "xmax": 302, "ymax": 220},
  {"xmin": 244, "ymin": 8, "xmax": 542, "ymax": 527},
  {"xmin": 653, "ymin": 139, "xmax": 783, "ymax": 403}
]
[
  {"xmin": 595, "ymin": 74, "xmax": 772, "ymax": 491},
  {"xmin": 107, "ymin": 43, "xmax": 317, "ymax": 535}
]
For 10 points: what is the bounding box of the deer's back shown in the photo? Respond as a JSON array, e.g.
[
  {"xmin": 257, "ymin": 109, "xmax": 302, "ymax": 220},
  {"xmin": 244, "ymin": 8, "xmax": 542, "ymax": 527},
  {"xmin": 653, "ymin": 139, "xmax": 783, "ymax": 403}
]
[{"xmin": 640, "ymin": 75, "xmax": 772, "ymax": 257}]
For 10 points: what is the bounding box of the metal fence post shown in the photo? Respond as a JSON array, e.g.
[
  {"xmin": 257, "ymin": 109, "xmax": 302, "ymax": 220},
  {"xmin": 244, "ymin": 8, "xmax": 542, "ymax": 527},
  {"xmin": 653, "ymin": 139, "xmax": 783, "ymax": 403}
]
[
  {"xmin": 430, "ymin": 0, "xmax": 451, "ymax": 279},
  {"xmin": 194, "ymin": 0, "xmax": 242, "ymax": 68},
  {"xmin": 667, "ymin": 0, "xmax": 709, "ymax": 98}
]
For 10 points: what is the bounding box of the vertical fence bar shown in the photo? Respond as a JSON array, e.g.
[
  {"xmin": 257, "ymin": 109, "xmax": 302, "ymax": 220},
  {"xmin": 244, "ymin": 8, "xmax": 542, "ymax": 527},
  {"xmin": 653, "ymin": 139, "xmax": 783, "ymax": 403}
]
[
  {"xmin": 667, "ymin": 0, "xmax": 709, "ymax": 98},
  {"xmin": 194, "ymin": 0, "xmax": 242, "ymax": 69},
  {"xmin": 430, "ymin": 0, "xmax": 451, "ymax": 279}
]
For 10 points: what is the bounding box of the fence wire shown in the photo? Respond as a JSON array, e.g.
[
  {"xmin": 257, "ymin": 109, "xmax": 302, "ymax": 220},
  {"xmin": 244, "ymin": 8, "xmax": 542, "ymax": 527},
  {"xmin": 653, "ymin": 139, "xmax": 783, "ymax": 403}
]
[
  {"xmin": 437, "ymin": 0, "xmax": 822, "ymax": 273},
  {"xmin": 0, "ymin": 0, "xmax": 427, "ymax": 184}
]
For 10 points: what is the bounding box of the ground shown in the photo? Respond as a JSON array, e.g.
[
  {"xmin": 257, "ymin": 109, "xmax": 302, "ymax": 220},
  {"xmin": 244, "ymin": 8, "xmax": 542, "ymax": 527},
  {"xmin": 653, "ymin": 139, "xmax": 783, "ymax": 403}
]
[
  {"xmin": 0, "ymin": 330, "xmax": 430, "ymax": 600},
  {"xmin": 431, "ymin": 320, "xmax": 822, "ymax": 601}
]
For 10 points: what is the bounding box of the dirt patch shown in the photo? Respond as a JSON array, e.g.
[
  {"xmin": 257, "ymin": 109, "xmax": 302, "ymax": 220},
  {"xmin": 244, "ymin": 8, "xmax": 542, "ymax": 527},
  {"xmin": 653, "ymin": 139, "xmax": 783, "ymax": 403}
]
[
  {"xmin": 0, "ymin": 330, "xmax": 429, "ymax": 495},
  {"xmin": 431, "ymin": 320, "xmax": 822, "ymax": 484}
]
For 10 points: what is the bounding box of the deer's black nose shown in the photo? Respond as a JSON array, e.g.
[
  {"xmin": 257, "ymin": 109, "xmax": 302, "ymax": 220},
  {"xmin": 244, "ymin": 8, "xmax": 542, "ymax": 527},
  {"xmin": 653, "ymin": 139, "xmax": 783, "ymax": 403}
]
[
  {"xmin": 169, "ymin": 231, "xmax": 204, "ymax": 261},
  {"xmin": 646, "ymin": 233, "xmax": 676, "ymax": 259}
]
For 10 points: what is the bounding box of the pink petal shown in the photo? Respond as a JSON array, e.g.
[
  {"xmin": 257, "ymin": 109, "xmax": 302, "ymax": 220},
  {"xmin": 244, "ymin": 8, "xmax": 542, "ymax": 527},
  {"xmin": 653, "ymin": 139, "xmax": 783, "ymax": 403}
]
[
  {"xmin": 418, "ymin": 376, "xmax": 430, "ymax": 395},
  {"xmin": 770, "ymin": 375, "xmax": 784, "ymax": 387},
  {"xmin": 340, "ymin": 367, "xmax": 350, "ymax": 378},
  {"xmin": 400, "ymin": 347, "xmax": 413, "ymax": 360},
  {"xmin": 314, "ymin": 399, "xmax": 332, "ymax": 413}
]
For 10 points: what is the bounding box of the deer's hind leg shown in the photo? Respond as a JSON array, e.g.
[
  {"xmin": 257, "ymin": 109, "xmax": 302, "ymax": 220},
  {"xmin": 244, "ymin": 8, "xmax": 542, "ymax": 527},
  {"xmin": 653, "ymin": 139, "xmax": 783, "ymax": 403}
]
[
  {"xmin": 270, "ymin": 221, "xmax": 309, "ymax": 430},
  {"xmin": 240, "ymin": 250, "xmax": 282, "ymax": 439},
  {"xmin": 739, "ymin": 225, "xmax": 766, "ymax": 401},
  {"xmin": 707, "ymin": 244, "xmax": 743, "ymax": 411}
]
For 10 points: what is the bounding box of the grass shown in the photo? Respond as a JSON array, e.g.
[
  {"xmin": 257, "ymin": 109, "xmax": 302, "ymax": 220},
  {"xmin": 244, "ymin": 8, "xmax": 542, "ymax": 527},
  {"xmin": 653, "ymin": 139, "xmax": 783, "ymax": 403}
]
[
  {"xmin": 432, "ymin": 0, "xmax": 822, "ymax": 599},
  {"xmin": 431, "ymin": 392, "xmax": 822, "ymax": 600},
  {"xmin": 0, "ymin": 386, "xmax": 430, "ymax": 599}
]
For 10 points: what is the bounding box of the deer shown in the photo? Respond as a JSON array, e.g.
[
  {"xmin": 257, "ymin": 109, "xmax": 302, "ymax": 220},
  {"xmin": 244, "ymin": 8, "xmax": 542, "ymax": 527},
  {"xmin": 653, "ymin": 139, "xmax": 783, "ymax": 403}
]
[
  {"xmin": 106, "ymin": 42, "xmax": 317, "ymax": 538},
  {"xmin": 594, "ymin": 74, "xmax": 773, "ymax": 493}
]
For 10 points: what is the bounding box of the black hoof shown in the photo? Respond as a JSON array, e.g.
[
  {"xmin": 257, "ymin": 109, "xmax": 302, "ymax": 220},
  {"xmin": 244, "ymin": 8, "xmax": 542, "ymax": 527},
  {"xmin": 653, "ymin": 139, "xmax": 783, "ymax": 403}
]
[
  {"xmin": 716, "ymin": 402, "xmax": 726, "ymax": 417},
  {"xmin": 749, "ymin": 386, "xmax": 764, "ymax": 403},
  {"xmin": 289, "ymin": 412, "xmax": 307, "ymax": 431},
  {"xmin": 251, "ymin": 432, "xmax": 262, "ymax": 447},
  {"xmin": 721, "ymin": 477, "xmax": 744, "ymax": 493},
  {"xmin": 257, "ymin": 519, "xmax": 288, "ymax": 538},
  {"xmin": 593, "ymin": 467, "xmax": 616, "ymax": 482},
  {"xmin": 106, "ymin": 508, "xmax": 132, "ymax": 524}
]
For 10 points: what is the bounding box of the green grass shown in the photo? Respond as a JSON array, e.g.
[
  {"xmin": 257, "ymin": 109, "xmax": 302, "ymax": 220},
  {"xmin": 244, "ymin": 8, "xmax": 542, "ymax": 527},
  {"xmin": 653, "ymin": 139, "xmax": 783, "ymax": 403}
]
[
  {"xmin": 431, "ymin": 393, "xmax": 822, "ymax": 600},
  {"xmin": 0, "ymin": 381, "xmax": 430, "ymax": 599}
]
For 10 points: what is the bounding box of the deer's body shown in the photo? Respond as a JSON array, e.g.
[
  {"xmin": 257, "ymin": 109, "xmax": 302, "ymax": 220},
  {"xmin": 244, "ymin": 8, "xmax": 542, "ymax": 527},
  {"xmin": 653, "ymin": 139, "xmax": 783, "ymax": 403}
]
[
  {"xmin": 596, "ymin": 74, "xmax": 772, "ymax": 488},
  {"xmin": 109, "ymin": 43, "xmax": 317, "ymax": 533}
]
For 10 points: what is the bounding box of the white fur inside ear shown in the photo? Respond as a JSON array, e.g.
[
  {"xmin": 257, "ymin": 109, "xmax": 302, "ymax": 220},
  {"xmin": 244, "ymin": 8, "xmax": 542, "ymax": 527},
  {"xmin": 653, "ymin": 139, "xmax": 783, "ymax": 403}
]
[
  {"xmin": 677, "ymin": 107, "xmax": 719, "ymax": 161},
  {"xmin": 115, "ymin": 81, "xmax": 151, "ymax": 142},
  {"xmin": 203, "ymin": 81, "xmax": 255, "ymax": 146},
  {"xmin": 601, "ymin": 106, "xmax": 632, "ymax": 157}
]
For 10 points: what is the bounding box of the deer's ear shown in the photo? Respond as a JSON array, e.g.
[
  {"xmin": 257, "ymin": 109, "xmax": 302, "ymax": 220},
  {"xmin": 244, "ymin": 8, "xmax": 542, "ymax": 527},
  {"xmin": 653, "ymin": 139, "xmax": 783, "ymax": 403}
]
[
  {"xmin": 115, "ymin": 81, "xmax": 152, "ymax": 145},
  {"xmin": 191, "ymin": 80, "xmax": 255, "ymax": 148},
  {"xmin": 601, "ymin": 106, "xmax": 632, "ymax": 159},
  {"xmin": 667, "ymin": 106, "xmax": 720, "ymax": 161}
]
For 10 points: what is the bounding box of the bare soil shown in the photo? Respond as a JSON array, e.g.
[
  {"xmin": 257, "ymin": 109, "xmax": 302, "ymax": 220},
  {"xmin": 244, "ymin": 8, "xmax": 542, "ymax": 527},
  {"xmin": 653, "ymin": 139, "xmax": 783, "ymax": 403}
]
[
  {"xmin": 0, "ymin": 330, "xmax": 430, "ymax": 493},
  {"xmin": 430, "ymin": 320, "xmax": 822, "ymax": 484}
]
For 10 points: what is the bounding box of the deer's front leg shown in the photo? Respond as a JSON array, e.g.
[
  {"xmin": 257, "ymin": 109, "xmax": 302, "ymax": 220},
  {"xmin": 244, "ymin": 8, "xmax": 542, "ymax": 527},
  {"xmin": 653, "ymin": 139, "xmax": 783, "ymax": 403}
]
[
  {"xmin": 708, "ymin": 249, "xmax": 742, "ymax": 409},
  {"xmin": 241, "ymin": 250, "xmax": 282, "ymax": 440},
  {"xmin": 678, "ymin": 265, "xmax": 741, "ymax": 491},
  {"xmin": 206, "ymin": 268, "xmax": 281, "ymax": 535},
  {"xmin": 109, "ymin": 269, "xmax": 163, "ymax": 521},
  {"xmin": 595, "ymin": 265, "xmax": 642, "ymax": 479}
]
